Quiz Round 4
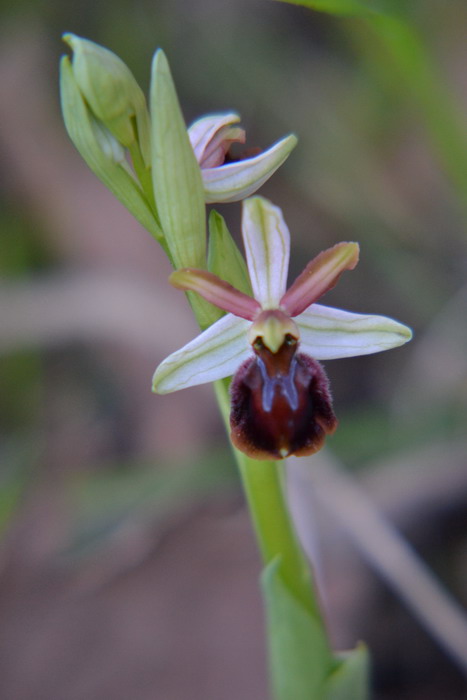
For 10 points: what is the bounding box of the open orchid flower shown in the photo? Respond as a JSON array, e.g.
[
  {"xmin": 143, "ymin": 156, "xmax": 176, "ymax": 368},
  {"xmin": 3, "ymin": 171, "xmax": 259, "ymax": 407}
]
[
  {"xmin": 153, "ymin": 196, "xmax": 412, "ymax": 460},
  {"xmin": 188, "ymin": 114, "xmax": 297, "ymax": 203}
]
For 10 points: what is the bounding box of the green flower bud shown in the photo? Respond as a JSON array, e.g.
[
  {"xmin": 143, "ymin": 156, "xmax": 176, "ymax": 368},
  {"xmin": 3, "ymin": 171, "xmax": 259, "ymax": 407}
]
[
  {"xmin": 63, "ymin": 33, "xmax": 151, "ymax": 166},
  {"xmin": 60, "ymin": 55, "xmax": 162, "ymax": 241}
]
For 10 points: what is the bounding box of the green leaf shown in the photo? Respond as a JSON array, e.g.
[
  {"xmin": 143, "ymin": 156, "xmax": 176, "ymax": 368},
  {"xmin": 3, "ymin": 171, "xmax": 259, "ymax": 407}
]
[
  {"xmin": 60, "ymin": 56, "xmax": 162, "ymax": 241},
  {"xmin": 150, "ymin": 50, "xmax": 206, "ymax": 271},
  {"xmin": 274, "ymin": 0, "xmax": 394, "ymax": 18},
  {"xmin": 208, "ymin": 210, "xmax": 252, "ymax": 297},
  {"xmin": 261, "ymin": 558, "xmax": 335, "ymax": 700},
  {"xmin": 325, "ymin": 645, "xmax": 370, "ymax": 700},
  {"xmin": 369, "ymin": 16, "xmax": 467, "ymax": 209},
  {"xmin": 275, "ymin": 2, "xmax": 467, "ymax": 211}
]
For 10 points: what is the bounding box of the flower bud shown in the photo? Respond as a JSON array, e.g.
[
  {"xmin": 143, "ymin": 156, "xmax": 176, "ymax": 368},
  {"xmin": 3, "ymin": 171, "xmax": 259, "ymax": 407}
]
[
  {"xmin": 63, "ymin": 33, "xmax": 151, "ymax": 166},
  {"xmin": 60, "ymin": 54, "xmax": 162, "ymax": 241}
]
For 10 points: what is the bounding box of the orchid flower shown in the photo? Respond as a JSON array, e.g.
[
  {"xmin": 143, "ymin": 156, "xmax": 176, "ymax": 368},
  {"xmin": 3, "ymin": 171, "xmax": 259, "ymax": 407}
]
[
  {"xmin": 188, "ymin": 113, "xmax": 297, "ymax": 203},
  {"xmin": 61, "ymin": 35, "xmax": 297, "ymax": 216},
  {"xmin": 153, "ymin": 196, "xmax": 412, "ymax": 460}
]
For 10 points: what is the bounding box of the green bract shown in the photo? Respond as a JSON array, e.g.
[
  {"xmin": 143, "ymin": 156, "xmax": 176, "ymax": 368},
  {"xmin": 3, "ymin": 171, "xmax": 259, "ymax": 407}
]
[
  {"xmin": 208, "ymin": 211, "xmax": 252, "ymax": 297},
  {"xmin": 150, "ymin": 49, "xmax": 206, "ymax": 271}
]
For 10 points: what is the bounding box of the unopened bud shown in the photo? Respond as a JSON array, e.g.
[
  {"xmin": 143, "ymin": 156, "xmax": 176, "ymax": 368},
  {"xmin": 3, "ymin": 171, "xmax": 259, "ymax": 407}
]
[{"xmin": 63, "ymin": 33, "xmax": 151, "ymax": 165}]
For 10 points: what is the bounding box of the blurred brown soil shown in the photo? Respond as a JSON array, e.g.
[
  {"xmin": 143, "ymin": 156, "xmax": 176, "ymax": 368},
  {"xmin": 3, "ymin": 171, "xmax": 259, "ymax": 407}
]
[{"xmin": 0, "ymin": 496, "xmax": 268, "ymax": 700}]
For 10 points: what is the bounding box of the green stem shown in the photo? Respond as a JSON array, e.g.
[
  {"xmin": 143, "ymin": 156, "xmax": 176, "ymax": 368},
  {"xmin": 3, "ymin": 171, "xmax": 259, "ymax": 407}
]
[
  {"xmin": 128, "ymin": 142, "xmax": 158, "ymax": 213},
  {"xmin": 214, "ymin": 379, "xmax": 330, "ymax": 627},
  {"xmin": 183, "ymin": 223, "xmax": 340, "ymax": 697}
]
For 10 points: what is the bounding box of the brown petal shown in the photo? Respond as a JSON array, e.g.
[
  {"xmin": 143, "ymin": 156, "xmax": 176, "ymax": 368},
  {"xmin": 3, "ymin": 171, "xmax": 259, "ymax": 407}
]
[
  {"xmin": 170, "ymin": 268, "xmax": 261, "ymax": 321},
  {"xmin": 280, "ymin": 242, "xmax": 359, "ymax": 317}
]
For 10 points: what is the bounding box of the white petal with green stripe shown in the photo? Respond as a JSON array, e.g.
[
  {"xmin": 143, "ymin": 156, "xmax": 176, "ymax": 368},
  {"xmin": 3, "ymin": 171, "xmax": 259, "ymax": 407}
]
[
  {"xmin": 242, "ymin": 196, "xmax": 290, "ymax": 309},
  {"xmin": 202, "ymin": 134, "xmax": 297, "ymax": 203},
  {"xmin": 152, "ymin": 314, "xmax": 251, "ymax": 393},
  {"xmin": 296, "ymin": 304, "xmax": 413, "ymax": 360}
]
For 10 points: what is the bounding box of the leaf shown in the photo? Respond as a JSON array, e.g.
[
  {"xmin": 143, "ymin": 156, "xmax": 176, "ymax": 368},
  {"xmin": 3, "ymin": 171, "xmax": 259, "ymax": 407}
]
[
  {"xmin": 275, "ymin": 1, "xmax": 467, "ymax": 210},
  {"xmin": 325, "ymin": 644, "xmax": 370, "ymax": 700},
  {"xmin": 274, "ymin": 0, "xmax": 393, "ymax": 18},
  {"xmin": 261, "ymin": 557, "xmax": 335, "ymax": 700}
]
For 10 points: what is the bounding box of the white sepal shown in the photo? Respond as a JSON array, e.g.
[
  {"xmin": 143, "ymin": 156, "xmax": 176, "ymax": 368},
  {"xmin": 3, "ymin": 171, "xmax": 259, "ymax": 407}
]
[
  {"xmin": 241, "ymin": 196, "xmax": 291, "ymax": 309},
  {"xmin": 296, "ymin": 303, "xmax": 413, "ymax": 360},
  {"xmin": 202, "ymin": 134, "xmax": 297, "ymax": 203},
  {"xmin": 152, "ymin": 314, "xmax": 251, "ymax": 394}
]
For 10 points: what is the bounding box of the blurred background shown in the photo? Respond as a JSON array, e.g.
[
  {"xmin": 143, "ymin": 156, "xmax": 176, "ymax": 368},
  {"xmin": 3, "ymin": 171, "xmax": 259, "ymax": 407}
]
[{"xmin": 0, "ymin": 0, "xmax": 467, "ymax": 698}]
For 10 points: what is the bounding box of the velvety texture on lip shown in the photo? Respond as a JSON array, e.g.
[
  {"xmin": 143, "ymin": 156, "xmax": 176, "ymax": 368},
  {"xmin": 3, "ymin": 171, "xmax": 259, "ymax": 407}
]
[{"xmin": 230, "ymin": 339, "xmax": 337, "ymax": 460}]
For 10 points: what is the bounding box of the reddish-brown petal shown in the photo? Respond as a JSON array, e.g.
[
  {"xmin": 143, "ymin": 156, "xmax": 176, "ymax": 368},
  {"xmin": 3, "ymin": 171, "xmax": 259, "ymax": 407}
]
[
  {"xmin": 280, "ymin": 242, "xmax": 359, "ymax": 317},
  {"xmin": 170, "ymin": 268, "xmax": 261, "ymax": 321},
  {"xmin": 229, "ymin": 341, "xmax": 337, "ymax": 460}
]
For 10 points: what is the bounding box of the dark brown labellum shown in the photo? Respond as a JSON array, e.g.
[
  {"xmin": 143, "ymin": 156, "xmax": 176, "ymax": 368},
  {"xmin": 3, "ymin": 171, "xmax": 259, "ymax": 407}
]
[{"xmin": 230, "ymin": 338, "xmax": 337, "ymax": 460}]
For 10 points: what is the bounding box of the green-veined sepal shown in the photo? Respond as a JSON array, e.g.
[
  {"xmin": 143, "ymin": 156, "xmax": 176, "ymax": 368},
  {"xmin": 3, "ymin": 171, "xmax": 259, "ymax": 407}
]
[
  {"xmin": 152, "ymin": 314, "xmax": 251, "ymax": 394},
  {"xmin": 296, "ymin": 303, "xmax": 413, "ymax": 359},
  {"xmin": 202, "ymin": 134, "xmax": 297, "ymax": 203}
]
